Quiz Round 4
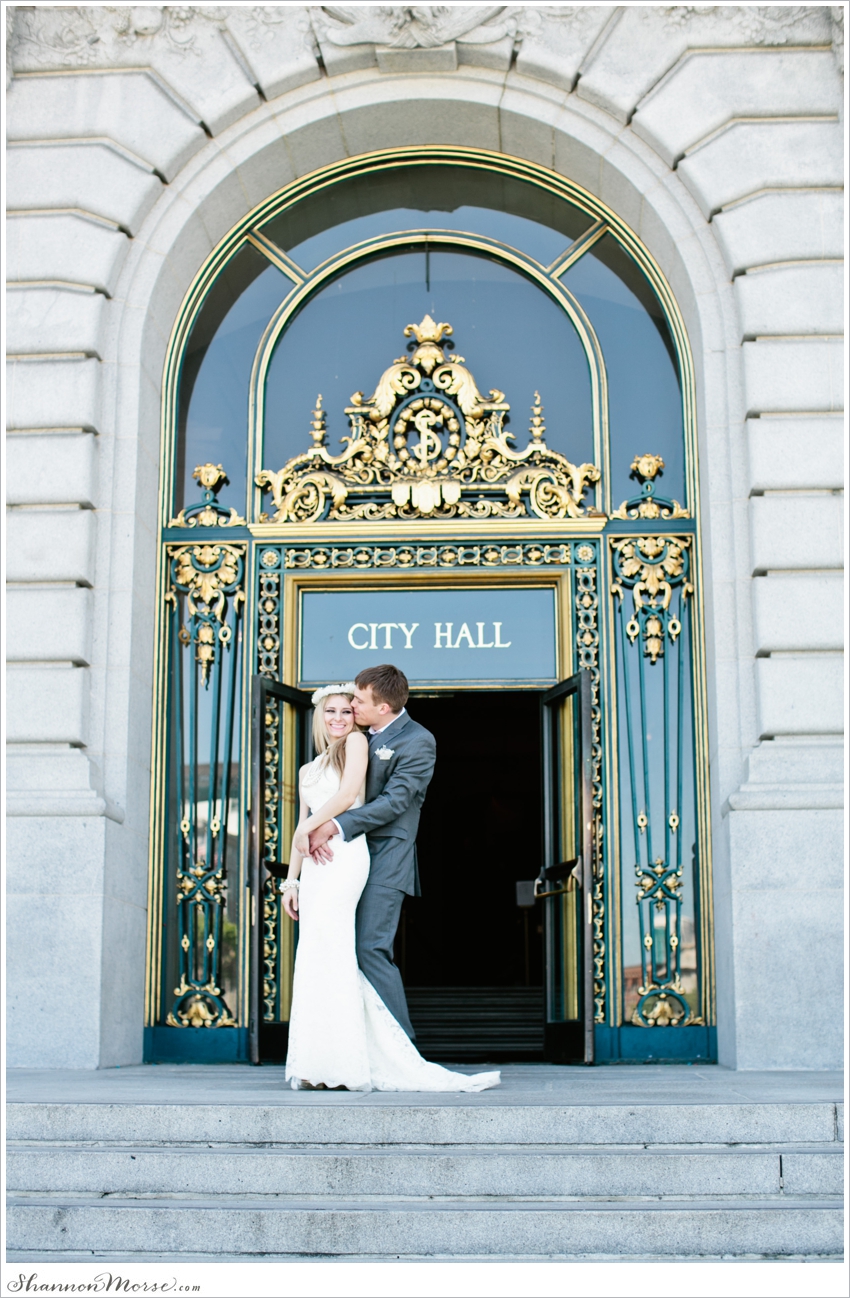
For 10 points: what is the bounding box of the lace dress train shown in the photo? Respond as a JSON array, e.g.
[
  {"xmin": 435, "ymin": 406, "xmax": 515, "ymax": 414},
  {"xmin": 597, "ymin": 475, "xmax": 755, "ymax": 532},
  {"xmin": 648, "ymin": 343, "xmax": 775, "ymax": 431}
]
[{"xmin": 285, "ymin": 757, "xmax": 500, "ymax": 1093}]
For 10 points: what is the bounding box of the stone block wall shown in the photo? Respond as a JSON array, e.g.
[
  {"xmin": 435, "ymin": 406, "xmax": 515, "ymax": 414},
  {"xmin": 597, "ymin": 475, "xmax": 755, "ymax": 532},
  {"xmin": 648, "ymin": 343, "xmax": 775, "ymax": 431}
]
[{"xmin": 5, "ymin": 5, "xmax": 844, "ymax": 1068}]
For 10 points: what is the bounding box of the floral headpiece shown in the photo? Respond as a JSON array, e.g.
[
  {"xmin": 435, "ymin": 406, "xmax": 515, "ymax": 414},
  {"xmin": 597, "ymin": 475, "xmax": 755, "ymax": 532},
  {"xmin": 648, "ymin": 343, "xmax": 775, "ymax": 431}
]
[{"xmin": 311, "ymin": 682, "xmax": 356, "ymax": 706}]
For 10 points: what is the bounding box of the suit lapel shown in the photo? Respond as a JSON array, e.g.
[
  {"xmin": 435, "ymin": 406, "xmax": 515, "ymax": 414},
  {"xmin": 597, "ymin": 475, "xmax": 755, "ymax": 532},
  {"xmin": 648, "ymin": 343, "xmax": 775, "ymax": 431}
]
[
  {"xmin": 368, "ymin": 712, "xmax": 411, "ymax": 771},
  {"xmin": 370, "ymin": 711, "xmax": 410, "ymax": 749}
]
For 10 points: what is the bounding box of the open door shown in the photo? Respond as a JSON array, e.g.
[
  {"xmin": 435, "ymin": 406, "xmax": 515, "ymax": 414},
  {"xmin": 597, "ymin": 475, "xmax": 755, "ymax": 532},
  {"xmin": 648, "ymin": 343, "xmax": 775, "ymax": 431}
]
[
  {"xmin": 537, "ymin": 671, "xmax": 594, "ymax": 1064},
  {"xmin": 249, "ymin": 676, "xmax": 313, "ymax": 1064}
]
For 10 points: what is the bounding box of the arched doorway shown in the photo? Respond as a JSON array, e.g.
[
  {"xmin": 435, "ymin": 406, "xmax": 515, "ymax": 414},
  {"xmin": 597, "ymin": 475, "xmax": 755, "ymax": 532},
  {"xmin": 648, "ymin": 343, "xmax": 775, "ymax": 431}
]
[{"xmin": 145, "ymin": 148, "xmax": 714, "ymax": 1066}]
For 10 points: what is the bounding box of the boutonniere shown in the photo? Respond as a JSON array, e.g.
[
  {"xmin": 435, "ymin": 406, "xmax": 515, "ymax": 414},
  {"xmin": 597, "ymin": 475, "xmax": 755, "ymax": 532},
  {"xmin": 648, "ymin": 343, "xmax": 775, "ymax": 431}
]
[{"xmin": 375, "ymin": 746, "xmax": 394, "ymax": 760}]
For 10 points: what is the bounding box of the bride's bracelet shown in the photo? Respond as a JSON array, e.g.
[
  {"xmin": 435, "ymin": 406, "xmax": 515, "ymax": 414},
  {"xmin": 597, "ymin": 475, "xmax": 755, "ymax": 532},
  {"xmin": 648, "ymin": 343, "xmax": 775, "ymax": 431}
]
[{"xmin": 280, "ymin": 878, "xmax": 300, "ymax": 894}]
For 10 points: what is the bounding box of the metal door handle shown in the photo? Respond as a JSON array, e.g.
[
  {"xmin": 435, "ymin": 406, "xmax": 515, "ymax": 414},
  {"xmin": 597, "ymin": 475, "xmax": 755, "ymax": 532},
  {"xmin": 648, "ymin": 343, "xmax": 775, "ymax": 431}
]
[
  {"xmin": 535, "ymin": 857, "xmax": 581, "ymax": 899},
  {"xmin": 542, "ymin": 856, "xmax": 580, "ymax": 882}
]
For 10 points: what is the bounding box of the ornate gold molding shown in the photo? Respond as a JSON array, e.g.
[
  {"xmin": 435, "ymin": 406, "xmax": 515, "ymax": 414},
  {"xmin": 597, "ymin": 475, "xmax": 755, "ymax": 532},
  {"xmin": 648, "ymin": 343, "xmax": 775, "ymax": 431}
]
[
  {"xmin": 168, "ymin": 464, "xmax": 246, "ymax": 528},
  {"xmin": 278, "ymin": 541, "xmax": 572, "ymax": 571},
  {"xmin": 165, "ymin": 541, "xmax": 246, "ymax": 684},
  {"xmin": 610, "ymin": 454, "xmax": 689, "ymax": 521},
  {"xmin": 257, "ymin": 316, "xmax": 604, "ymax": 525},
  {"xmin": 610, "ymin": 535, "xmax": 693, "ymax": 665},
  {"xmin": 573, "ymin": 543, "xmax": 606, "ymax": 1023}
]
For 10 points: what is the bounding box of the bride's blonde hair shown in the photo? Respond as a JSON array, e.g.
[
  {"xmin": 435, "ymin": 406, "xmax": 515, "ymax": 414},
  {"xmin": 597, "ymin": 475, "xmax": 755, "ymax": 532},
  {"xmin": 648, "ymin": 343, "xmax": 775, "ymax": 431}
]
[{"xmin": 311, "ymin": 687, "xmax": 359, "ymax": 778}]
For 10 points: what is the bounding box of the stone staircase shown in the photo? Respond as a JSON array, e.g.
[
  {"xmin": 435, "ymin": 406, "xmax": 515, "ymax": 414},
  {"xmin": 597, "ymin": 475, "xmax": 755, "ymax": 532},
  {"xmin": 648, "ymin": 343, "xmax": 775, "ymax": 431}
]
[
  {"xmin": 6, "ymin": 1085, "xmax": 844, "ymax": 1261},
  {"xmin": 406, "ymin": 987, "xmax": 545, "ymax": 1059}
]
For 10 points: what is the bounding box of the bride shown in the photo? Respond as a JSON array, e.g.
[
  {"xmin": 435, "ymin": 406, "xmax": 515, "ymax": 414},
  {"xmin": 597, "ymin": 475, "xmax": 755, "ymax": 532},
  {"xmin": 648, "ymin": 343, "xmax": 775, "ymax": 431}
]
[{"xmin": 280, "ymin": 682, "xmax": 500, "ymax": 1093}]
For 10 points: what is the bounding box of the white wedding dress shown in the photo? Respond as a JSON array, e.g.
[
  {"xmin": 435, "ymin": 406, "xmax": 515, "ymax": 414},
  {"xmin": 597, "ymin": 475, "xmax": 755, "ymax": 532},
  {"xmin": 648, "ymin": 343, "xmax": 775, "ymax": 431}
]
[{"xmin": 285, "ymin": 756, "xmax": 500, "ymax": 1093}]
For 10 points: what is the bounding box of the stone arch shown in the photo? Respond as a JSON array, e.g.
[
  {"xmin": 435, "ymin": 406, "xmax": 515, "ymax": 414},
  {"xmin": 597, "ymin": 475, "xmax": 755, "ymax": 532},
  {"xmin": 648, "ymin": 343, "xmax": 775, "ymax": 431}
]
[{"xmin": 98, "ymin": 75, "xmax": 740, "ymax": 1059}]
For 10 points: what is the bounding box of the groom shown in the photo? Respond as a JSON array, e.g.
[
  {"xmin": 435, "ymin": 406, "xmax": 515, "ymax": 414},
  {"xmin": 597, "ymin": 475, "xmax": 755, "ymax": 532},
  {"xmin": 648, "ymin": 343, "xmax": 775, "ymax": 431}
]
[{"xmin": 308, "ymin": 663, "xmax": 435, "ymax": 1040}]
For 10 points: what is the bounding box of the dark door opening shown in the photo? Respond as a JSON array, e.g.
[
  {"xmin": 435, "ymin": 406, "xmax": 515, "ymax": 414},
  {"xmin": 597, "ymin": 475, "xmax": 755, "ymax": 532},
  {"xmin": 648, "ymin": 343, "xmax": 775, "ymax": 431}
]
[{"xmin": 400, "ymin": 691, "xmax": 545, "ymax": 1061}]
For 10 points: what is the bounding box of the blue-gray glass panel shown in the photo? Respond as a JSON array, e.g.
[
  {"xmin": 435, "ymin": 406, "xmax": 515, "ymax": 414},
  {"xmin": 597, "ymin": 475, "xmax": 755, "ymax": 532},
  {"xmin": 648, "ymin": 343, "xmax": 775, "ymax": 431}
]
[
  {"xmin": 287, "ymin": 208, "xmax": 573, "ymax": 272},
  {"xmin": 176, "ymin": 244, "xmax": 289, "ymax": 512},
  {"xmin": 300, "ymin": 587, "xmax": 557, "ymax": 685},
  {"xmin": 263, "ymin": 250, "xmax": 594, "ymax": 473},
  {"xmin": 260, "ymin": 165, "xmax": 594, "ymax": 270},
  {"xmin": 561, "ymin": 235, "xmax": 684, "ymax": 508}
]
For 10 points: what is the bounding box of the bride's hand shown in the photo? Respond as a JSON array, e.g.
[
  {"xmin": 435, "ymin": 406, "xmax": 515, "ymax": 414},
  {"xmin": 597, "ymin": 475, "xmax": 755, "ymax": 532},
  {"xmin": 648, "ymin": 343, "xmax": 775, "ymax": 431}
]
[{"xmin": 294, "ymin": 828, "xmax": 310, "ymax": 856}]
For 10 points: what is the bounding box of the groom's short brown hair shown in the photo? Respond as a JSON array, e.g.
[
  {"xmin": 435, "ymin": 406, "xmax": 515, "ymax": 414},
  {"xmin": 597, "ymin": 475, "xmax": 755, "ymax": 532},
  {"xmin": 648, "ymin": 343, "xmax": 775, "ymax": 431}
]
[{"xmin": 355, "ymin": 664, "xmax": 409, "ymax": 712}]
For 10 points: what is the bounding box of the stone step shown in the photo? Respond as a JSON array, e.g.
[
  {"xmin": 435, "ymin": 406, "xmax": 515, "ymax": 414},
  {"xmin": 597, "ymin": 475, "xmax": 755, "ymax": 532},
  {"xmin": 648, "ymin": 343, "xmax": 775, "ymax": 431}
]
[
  {"xmin": 8, "ymin": 1250, "xmax": 844, "ymax": 1263},
  {"xmin": 6, "ymin": 1196, "xmax": 843, "ymax": 1259},
  {"xmin": 8, "ymin": 1066, "xmax": 842, "ymax": 1260},
  {"xmin": 7, "ymin": 1100, "xmax": 842, "ymax": 1146},
  {"xmin": 6, "ymin": 1142, "xmax": 843, "ymax": 1199}
]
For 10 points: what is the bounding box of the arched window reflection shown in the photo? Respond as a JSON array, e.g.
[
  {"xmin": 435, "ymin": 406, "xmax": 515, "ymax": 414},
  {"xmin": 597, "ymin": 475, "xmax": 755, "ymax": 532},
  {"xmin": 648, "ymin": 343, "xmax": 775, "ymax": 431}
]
[
  {"xmin": 561, "ymin": 236, "xmax": 683, "ymax": 506},
  {"xmin": 176, "ymin": 244, "xmax": 288, "ymax": 512},
  {"xmin": 259, "ymin": 164, "xmax": 595, "ymax": 270},
  {"xmin": 172, "ymin": 164, "xmax": 688, "ymax": 518}
]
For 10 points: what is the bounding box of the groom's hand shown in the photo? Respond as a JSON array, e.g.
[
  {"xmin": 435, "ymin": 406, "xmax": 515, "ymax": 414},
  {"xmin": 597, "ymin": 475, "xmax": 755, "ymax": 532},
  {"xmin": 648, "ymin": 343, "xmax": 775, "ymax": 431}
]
[{"xmin": 309, "ymin": 821, "xmax": 338, "ymax": 863}]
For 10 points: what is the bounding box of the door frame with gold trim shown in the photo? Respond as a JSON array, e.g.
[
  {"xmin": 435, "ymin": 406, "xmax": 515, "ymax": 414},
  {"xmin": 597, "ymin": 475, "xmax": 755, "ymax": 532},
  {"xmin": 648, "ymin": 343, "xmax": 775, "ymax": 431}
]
[{"xmin": 144, "ymin": 146, "xmax": 715, "ymax": 1067}]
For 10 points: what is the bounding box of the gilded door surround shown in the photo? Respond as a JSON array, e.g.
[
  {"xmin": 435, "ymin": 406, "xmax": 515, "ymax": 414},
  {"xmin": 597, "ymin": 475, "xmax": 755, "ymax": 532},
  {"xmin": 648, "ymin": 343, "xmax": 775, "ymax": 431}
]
[
  {"xmin": 243, "ymin": 534, "xmax": 605, "ymax": 1040},
  {"xmin": 146, "ymin": 145, "xmax": 714, "ymax": 1058},
  {"xmin": 280, "ymin": 568, "xmax": 575, "ymax": 692}
]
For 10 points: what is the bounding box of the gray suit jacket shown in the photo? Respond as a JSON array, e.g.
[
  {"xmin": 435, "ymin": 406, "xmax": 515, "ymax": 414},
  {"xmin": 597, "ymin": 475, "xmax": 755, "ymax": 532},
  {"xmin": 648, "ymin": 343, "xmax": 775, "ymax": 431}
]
[{"xmin": 336, "ymin": 712, "xmax": 436, "ymax": 896}]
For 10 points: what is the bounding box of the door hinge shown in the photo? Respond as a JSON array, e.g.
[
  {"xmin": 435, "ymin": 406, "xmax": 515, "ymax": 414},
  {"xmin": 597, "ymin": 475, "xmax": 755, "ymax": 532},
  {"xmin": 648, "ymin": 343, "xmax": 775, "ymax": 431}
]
[{"xmin": 586, "ymin": 892, "xmax": 593, "ymax": 927}]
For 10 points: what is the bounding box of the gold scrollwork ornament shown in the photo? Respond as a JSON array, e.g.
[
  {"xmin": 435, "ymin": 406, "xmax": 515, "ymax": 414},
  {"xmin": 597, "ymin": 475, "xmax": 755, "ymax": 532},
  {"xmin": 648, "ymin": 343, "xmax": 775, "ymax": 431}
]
[
  {"xmin": 168, "ymin": 463, "xmax": 246, "ymax": 528},
  {"xmin": 257, "ymin": 316, "xmax": 604, "ymax": 524},
  {"xmin": 168, "ymin": 542, "xmax": 246, "ymax": 683},
  {"xmin": 611, "ymin": 535, "xmax": 693, "ymax": 664},
  {"xmin": 611, "ymin": 453, "xmax": 689, "ymax": 521}
]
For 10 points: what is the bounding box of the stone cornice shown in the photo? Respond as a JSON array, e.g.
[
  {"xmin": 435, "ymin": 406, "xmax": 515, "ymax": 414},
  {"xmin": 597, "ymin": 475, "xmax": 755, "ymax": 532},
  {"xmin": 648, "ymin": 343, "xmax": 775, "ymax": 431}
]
[{"xmin": 7, "ymin": 6, "xmax": 838, "ymax": 130}]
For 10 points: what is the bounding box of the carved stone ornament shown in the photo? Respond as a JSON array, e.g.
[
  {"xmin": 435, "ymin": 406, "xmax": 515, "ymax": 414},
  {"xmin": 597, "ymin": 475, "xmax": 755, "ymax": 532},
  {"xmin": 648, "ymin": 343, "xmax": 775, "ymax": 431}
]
[
  {"xmin": 10, "ymin": 5, "xmax": 216, "ymax": 67},
  {"xmin": 256, "ymin": 316, "xmax": 603, "ymax": 524},
  {"xmin": 656, "ymin": 4, "xmax": 833, "ymax": 45},
  {"xmin": 8, "ymin": 6, "xmax": 837, "ymax": 108},
  {"xmin": 312, "ymin": 5, "xmax": 519, "ymax": 50}
]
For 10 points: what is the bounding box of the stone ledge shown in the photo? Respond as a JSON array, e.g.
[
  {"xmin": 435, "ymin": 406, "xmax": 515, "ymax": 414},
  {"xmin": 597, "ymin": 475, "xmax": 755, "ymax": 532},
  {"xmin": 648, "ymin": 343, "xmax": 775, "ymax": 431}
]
[
  {"xmin": 7, "ymin": 1249, "xmax": 846, "ymax": 1263},
  {"xmin": 7, "ymin": 1140, "xmax": 843, "ymax": 1199},
  {"xmin": 7, "ymin": 1101, "xmax": 841, "ymax": 1146},
  {"xmin": 7, "ymin": 1192, "xmax": 844, "ymax": 1207},
  {"xmin": 5, "ymin": 792, "xmax": 125, "ymax": 822},
  {"xmin": 726, "ymin": 785, "xmax": 844, "ymax": 813},
  {"xmin": 6, "ymin": 1198, "xmax": 843, "ymax": 1259},
  {"xmin": 376, "ymin": 45, "xmax": 458, "ymax": 74}
]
